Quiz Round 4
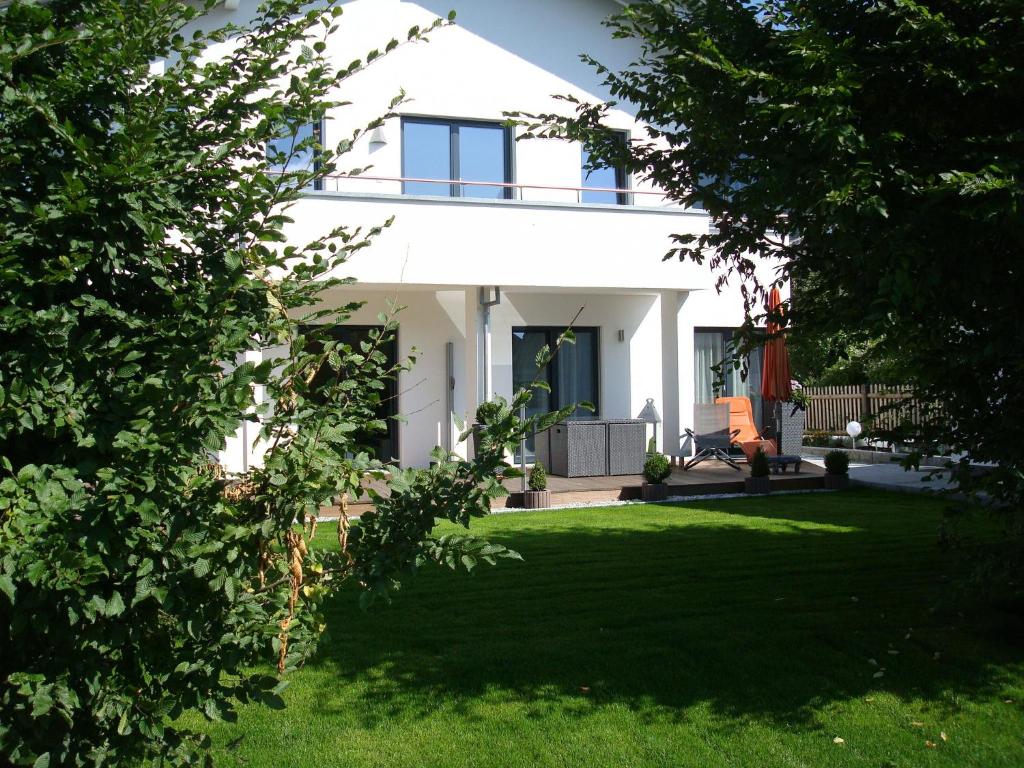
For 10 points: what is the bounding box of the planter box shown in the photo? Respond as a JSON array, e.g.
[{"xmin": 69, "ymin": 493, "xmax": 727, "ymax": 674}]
[
  {"xmin": 523, "ymin": 490, "xmax": 551, "ymax": 509},
  {"xmin": 824, "ymin": 473, "xmax": 850, "ymax": 490},
  {"xmin": 745, "ymin": 476, "xmax": 770, "ymax": 494},
  {"xmin": 642, "ymin": 482, "xmax": 669, "ymax": 501}
]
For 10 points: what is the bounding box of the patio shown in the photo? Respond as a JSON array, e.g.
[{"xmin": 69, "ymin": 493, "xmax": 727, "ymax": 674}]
[
  {"xmin": 320, "ymin": 460, "xmax": 825, "ymax": 517},
  {"xmin": 497, "ymin": 460, "xmax": 825, "ymax": 508}
]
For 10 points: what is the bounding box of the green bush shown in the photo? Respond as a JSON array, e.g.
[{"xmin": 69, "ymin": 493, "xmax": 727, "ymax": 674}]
[
  {"xmin": 750, "ymin": 448, "xmax": 771, "ymax": 478},
  {"xmin": 0, "ymin": 3, "xmax": 545, "ymax": 766},
  {"xmin": 643, "ymin": 453, "xmax": 672, "ymax": 484},
  {"xmin": 529, "ymin": 461, "xmax": 548, "ymax": 491},
  {"xmin": 475, "ymin": 400, "xmax": 505, "ymax": 423},
  {"xmin": 825, "ymin": 450, "xmax": 851, "ymax": 475}
]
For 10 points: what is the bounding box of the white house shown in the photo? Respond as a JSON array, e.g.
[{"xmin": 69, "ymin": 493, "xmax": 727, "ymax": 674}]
[{"xmin": 213, "ymin": 0, "xmax": 778, "ymax": 472}]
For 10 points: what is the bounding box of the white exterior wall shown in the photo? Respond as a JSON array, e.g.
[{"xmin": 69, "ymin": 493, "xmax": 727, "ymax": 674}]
[{"xmin": 201, "ymin": 0, "xmax": 786, "ymax": 470}]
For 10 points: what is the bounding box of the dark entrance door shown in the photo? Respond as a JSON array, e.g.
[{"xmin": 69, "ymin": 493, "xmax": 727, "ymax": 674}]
[{"xmin": 306, "ymin": 325, "xmax": 400, "ymax": 463}]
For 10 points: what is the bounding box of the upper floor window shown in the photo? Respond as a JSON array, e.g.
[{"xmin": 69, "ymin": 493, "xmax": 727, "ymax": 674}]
[
  {"xmin": 581, "ymin": 132, "xmax": 629, "ymax": 205},
  {"xmin": 266, "ymin": 121, "xmax": 323, "ymax": 191},
  {"xmin": 401, "ymin": 117, "xmax": 513, "ymax": 199}
]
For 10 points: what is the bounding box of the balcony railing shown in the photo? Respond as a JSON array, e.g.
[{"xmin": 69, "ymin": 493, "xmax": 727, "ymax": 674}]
[{"xmin": 317, "ymin": 173, "xmax": 680, "ymax": 208}]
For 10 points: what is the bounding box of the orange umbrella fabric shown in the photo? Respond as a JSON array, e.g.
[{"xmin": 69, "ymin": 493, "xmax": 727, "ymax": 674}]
[{"xmin": 760, "ymin": 287, "xmax": 792, "ymax": 402}]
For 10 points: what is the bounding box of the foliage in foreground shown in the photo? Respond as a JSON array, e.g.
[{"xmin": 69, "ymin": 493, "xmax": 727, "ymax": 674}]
[
  {"xmin": 516, "ymin": 0, "xmax": 1024, "ymax": 572},
  {"xmin": 0, "ymin": 2, "xmax": 568, "ymax": 765}
]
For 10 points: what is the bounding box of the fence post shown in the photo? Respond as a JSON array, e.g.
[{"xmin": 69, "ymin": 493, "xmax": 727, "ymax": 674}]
[{"xmin": 860, "ymin": 383, "xmax": 871, "ymax": 423}]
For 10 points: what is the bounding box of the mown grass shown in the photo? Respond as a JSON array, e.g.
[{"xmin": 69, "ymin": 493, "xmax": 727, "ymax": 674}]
[{"xmin": 195, "ymin": 489, "xmax": 1024, "ymax": 767}]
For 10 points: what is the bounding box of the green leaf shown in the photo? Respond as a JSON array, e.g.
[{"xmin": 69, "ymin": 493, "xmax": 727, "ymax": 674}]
[
  {"xmin": 104, "ymin": 591, "xmax": 126, "ymax": 617},
  {"xmin": 0, "ymin": 574, "xmax": 15, "ymax": 603},
  {"xmin": 31, "ymin": 688, "xmax": 53, "ymax": 717}
]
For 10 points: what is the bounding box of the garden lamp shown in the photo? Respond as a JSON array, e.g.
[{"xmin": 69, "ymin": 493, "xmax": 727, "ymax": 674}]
[
  {"xmin": 637, "ymin": 398, "xmax": 662, "ymax": 451},
  {"xmin": 846, "ymin": 420, "xmax": 862, "ymax": 449}
]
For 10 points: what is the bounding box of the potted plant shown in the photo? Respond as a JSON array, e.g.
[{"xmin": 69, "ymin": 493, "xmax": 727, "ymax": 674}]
[
  {"xmin": 524, "ymin": 461, "xmax": 551, "ymax": 509},
  {"xmin": 824, "ymin": 449, "xmax": 851, "ymax": 490},
  {"xmin": 642, "ymin": 453, "xmax": 672, "ymax": 501},
  {"xmin": 745, "ymin": 447, "xmax": 771, "ymax": 494},
  {"xmin": 472, "ymin": 400, "xmax": 505, "ymax": 457}
]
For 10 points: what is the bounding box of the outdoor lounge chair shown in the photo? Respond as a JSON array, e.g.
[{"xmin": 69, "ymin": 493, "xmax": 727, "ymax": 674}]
[
  {"xmin": 684, "ymin": 403, "xmax": 742, "ymax": 470},
  {"xmin": 715, "ymin": 396, "xmax": 776, "ymax": 462}
]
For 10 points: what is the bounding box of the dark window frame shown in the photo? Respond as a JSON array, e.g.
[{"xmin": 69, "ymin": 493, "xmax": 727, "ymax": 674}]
[
  {"xmin": 511, "ymin": 325, "xmax": 601, "ymax": 418},
  {"xmin": 581, "ymin": 131, "xmax": 631, "ymax": 205},
  {"xmin": 401, "ymin": 116, "xmax": 515, "ymax": 199}
]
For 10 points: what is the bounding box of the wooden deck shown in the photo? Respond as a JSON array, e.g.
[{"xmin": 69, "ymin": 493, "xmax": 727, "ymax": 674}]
[{"xmin": 319, "ymin": 459, "xmax": 825, "ymax": 517}]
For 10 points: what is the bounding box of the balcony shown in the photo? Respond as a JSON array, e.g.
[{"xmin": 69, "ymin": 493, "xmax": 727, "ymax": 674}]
[{"xmin": 282, "ymin": 174, "xmax": 716, "ymax": 293}]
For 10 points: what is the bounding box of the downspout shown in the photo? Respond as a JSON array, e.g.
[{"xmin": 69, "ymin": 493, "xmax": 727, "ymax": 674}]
[{"xmin": 478, "ymin": 286, "xmax": 501, "ymax": 402}]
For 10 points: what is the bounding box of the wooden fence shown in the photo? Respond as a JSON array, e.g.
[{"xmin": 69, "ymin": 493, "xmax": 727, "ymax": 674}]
[{"xmin": 803, "ymin": 384, "xmax": 939, "ymax": 434}]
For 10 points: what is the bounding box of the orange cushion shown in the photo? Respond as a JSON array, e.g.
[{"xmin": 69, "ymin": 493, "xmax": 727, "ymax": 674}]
[
  {"xmin": 740, "ymin": 439, "xmax": 777, "ymax": 463},
  {"xmin": 715, "ymin": 396, "xmax": 762, "ymax": 444}
]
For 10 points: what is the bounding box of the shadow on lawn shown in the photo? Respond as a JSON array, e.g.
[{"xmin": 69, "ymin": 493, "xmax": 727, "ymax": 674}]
[{"xmin": 311, "ymin": 492, "xmax": 1023, "ymax": 730}]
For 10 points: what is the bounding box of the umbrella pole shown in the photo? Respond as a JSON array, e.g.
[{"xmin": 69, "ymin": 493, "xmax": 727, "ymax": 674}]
[{"xmin": 776, "ymin": 401, "xmax": 783, "ymax": 455}]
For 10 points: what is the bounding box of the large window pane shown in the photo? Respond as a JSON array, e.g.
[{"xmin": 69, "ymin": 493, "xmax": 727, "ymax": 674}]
[
  {"xmin": 402, "ymin": 121, "xmax": 452, "ymax": 196},
  {"xmin": 694, "ymin": 331, "xmax": 726, "ymax": 403},
  {"xmin": 267, "ymin": 121, "xmax": 321, "ymax": 190},
  {"xmin": 694, "ymin": 329, "xmax": 764, "ymax": 428},
  {"xmin": 581, "ymin": 133, "xmax": 628, "ymax": 204},
  {"xmin": 402, "ymin": 118, "xmax": 511, "ymax": 198},
  {"xmin": 557, "ymin": 330, "xmax": 598, "ymax": 418},
  {"xmin": 302, "ymin": 325, "xmax": 399, "ymax": 462},
  {"xmin": 459, "ymin": 124, "xmax": 507, "ymax": 199},
  {"xmin": 581, "ymin": 147, "xmax": 621, "ymax": 204}
]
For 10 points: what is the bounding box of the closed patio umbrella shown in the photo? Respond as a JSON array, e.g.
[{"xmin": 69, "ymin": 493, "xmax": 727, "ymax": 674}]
[{"xmin": 760, "ymin": 287, "xmax": 792, "ymax": 454}]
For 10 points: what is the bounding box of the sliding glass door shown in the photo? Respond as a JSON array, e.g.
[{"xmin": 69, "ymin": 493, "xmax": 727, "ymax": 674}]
[
  {"xmin": 512, "ymin": 327, "xmax": 600, "ymax": 460},
  {"xmin": 694, "ymin": 329, "xmax": 764, "ymax": 428},
  {"xmin": 304, "ymin": 325, "xmax": 400, "ymax": 463}
]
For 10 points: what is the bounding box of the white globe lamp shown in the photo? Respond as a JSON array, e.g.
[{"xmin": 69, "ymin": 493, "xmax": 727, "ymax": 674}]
[{"xmin": 846, "ymin": 420, "xmax": 862, "ymax": 449}]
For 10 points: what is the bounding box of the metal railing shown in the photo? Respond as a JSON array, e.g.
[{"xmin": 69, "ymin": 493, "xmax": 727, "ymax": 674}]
[{"xmin": 318, "ymin": 173, "xmax": 679, "ymax": 207}]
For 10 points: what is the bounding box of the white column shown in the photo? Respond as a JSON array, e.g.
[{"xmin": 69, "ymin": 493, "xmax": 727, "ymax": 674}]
[
  {"xmin": 677, "ymin": 291, "xmax": 696, "ymax": 457},
  {"xmin": 659, "ymin": 291, "xmax": 681, "ymax": 455},
  {"xmin": 461, "ymin": 287, "xmax": 480, "ymax": 458},
  {"xmin": 219, "ymin": 348, "xmax": 266, "ymax": 473}
]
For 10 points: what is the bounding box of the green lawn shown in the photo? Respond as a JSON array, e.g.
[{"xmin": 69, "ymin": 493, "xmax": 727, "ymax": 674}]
[{"xmin": 195, "ymin": 490, "xmax": 1024, "ymax": 767}]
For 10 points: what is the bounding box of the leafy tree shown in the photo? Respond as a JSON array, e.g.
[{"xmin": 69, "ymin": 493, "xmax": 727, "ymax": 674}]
[
  {"xmin": 787, "ymin": 270, "xmax": 906, "ymax": 386},
  {"xmin": 517, "ymin": 1, "xmax": 1024, "ymax": 535},
  {"xmin": 0, "ymin": 2, "xmax": 565, "ymax": 765}
]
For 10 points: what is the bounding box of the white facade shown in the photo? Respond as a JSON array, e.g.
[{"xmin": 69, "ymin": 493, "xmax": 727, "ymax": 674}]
[{"xmin": 210, "ymin": 0, "xmax": 779, "ymax": 471}]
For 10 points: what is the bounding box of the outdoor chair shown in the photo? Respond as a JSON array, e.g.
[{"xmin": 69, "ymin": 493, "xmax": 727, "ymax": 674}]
[
  {"xmin": 684, "ymin": 403, "xmax": 742, "ymax": 470},
  {"xmin": 715, "ymin": 396, "xmax": 776, "ymax": 462}
]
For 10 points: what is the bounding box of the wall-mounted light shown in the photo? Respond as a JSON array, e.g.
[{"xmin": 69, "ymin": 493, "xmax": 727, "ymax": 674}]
[
  {"xmin": 368, "ymin": 125, "xmax": 388, "ymax": 149},
  {"xmin": 617, "ymin": 329, "xmax": 625, "ymax": 343}
]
